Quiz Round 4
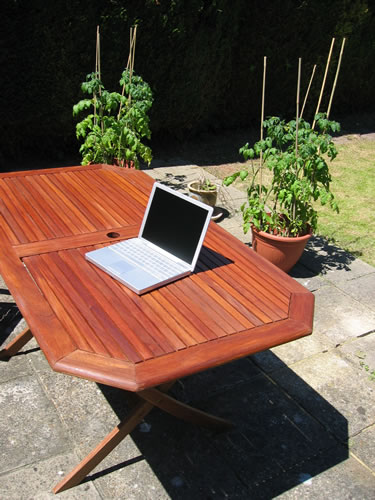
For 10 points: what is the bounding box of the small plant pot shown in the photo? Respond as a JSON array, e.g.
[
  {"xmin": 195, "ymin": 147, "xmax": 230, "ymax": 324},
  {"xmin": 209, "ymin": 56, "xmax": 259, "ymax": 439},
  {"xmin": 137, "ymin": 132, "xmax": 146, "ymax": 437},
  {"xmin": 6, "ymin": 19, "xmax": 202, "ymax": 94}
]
[
  {"xmin": 251, "ymin": 226, "xmax": 312, "ymax": 272},
  {"xmin": 188, "ymin": 181, "xmax": 217, "ymax": 208}
]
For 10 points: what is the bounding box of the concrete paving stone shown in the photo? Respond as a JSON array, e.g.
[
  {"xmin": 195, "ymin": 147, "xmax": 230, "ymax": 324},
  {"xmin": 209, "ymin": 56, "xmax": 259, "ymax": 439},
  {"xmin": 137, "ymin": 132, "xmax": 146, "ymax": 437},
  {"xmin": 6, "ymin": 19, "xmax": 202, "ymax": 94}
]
[
  {"xmin": 313, "ymin": 284, "xmax": 375, "ymax": 344},
  {"xmin": 338, "ymin": 332, "xmax": 375, "ymax": 379},
  {"xmin": 36, "ymin": 371, "xmax": 141, "ymax": 459},
  {"xmin": 350, "ymin": 424, "xmax": 375, "ymax": 472},
  {"xmin": 0, "ymin": 375, "xmax": 69, "ymax": 472},
  {"xmin": 93, "ymin": 455, "xmax": 170, "ymax": 500},
  {"xmin": 289, "ymin": 262, "xmax": 328, "ymax": 292},
  {"xmin": 269, "ymin": 351, "xmax": 375, "ymax": 441},
  {"xmin": 198, "ymin": 373, "xmax": 341, "ymax": 490},
  {"xmin": 265, "ymin": 447, "xmax": 375, "ymax": 500},
  {"xmin": 251, "ymin": 331, "xmax": 336, "ymax": 373},
  {"xmin": 111, "ymin": 407, "xmax": 253, "ymax": 500},
  {"xmin": 0, "ymin": 452, "xmax": 101, "ymax": 499},
  {"xmin": 0, "ymin": 351, "xmax": 33, "ymax": 383},
  {"xmin": 171, "ymin": 357, "xmax": 261, "ymax": 405},
  {"xmin": 340, "ymin": 273, "xmax": 375, "ymax": 312},
  {"xmin": 300, "ymin": 236, "xmax": 374, "ymax": 283}
]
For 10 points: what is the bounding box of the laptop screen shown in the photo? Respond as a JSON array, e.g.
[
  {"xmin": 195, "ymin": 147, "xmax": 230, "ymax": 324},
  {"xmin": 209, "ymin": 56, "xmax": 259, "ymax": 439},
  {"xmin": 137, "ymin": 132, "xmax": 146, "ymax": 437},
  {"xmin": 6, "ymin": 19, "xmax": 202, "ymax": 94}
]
[{"xmin": 141, "ymin": 185, "xmax": 210, "ymax": 265}]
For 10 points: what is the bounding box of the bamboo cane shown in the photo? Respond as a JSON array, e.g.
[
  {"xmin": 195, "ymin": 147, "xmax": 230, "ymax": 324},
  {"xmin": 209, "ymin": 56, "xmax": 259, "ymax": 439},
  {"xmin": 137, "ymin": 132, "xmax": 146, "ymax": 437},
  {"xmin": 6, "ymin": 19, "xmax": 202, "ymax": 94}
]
[
  {"xmin": 94, "ymin": 26, "xmax": 99, "ymax": 127},
  {"xmin": 293, "ymin": 58, "xmax": 302, "ymax": 222},
  {"xmin": 118, "ymin": 26, "xmax": 137, "ymax": 119},
  {"xmin": 300, "ymin": 64, "xmax": 316, "ymax": 120},
  {"xmin": 296, "ymin": 58, "xmax": 301, "ymax": 156},
  {"xmin": 259, "ymin": 56, "xmax": 266, "ymax": 199},
  {"xmin": 312, "ymin": 37, "xmax": 335, "ymax": 129},
  {"xmin": 327, "ymin": 38, "xmax": 346, "ymax": 119}
]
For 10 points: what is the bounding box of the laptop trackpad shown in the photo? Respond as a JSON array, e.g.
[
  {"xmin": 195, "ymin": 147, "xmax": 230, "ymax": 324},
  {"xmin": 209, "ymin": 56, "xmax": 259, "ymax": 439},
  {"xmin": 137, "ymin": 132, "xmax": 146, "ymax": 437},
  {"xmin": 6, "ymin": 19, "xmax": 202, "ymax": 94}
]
[
  {"xmin": 121, "ymin": 268, "xmax": 159, "ymax": 289},
  {"xmin": 109, "ymin": 260, "xmax": 135, "ymax": 274}
]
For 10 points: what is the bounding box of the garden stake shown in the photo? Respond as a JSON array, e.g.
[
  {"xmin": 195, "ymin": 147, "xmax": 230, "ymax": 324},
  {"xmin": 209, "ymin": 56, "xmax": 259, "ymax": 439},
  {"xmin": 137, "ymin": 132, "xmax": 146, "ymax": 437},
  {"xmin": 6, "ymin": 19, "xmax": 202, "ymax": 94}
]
[
  {"xmin": 118, "ymin": 26, "xmax": 137, "ymax": 119},
  {"xmin": 300, "ymin": 64, "xmax": 316, "ymax": 120},
  {"xmin": 327, "ymin": 38, "xmax": 346, "ymax": 119},
  {"xmin": 259, "ymin": 56, "xmax": 267, "ymax": 201},
  {"xmin": 313, "ymin": 37, "xmax": 335, "ymax": 129},
  {"xmin": 293, "ymin": 57, "xmax": 302, "ymax": 222}
]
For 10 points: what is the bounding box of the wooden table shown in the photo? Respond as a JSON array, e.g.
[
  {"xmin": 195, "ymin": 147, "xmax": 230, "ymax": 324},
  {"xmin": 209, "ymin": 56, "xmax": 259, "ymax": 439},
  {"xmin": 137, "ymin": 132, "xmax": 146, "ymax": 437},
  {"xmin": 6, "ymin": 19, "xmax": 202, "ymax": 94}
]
[{"xmin": 0, "ymin": 164, "xmax": 314, "ymax": 493}]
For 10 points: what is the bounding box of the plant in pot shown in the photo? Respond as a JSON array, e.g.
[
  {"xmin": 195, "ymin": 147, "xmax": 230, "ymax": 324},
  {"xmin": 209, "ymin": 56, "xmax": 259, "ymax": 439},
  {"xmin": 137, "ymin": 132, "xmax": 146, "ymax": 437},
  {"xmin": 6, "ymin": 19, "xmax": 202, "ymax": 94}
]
[
  {"xmin": 73, "ymin": 69, "xmax": 153, "ymax": 168},
  {"xmin": 223, "ymin": 113, "xmax": 340, "ymax": 272},
  {"xmin": 188, "ymin": 175, "xmax": 218, "ymax": 209}
]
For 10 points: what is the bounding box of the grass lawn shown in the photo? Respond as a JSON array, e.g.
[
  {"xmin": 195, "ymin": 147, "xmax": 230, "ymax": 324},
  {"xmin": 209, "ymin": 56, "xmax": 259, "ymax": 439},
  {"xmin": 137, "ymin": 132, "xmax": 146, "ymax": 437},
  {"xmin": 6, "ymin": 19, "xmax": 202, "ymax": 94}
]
[{"xmin": 316, "ymin": 136, "xmax": 375, "ymax": 266}]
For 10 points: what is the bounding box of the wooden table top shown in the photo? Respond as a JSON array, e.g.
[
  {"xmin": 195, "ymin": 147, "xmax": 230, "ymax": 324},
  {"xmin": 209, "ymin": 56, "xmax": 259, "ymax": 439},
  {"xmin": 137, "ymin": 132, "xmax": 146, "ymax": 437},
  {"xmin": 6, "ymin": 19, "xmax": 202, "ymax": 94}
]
[{"xmin": 0, "ymin": 164, "xmax": 314, "ymax": 391}]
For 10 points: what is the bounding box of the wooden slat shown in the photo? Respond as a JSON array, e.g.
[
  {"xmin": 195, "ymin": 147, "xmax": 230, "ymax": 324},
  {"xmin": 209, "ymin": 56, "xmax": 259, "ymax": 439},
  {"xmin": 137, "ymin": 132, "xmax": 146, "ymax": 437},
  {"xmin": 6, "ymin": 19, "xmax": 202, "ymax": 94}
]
[
  {"xmin": 0, "ymin": 164, "xmax": 101, "ymax": 179},
  {"xmin": 78, "ymin": 170, "xmax": 143, "ymax": 225},
  {"xmin": 197, "ymin": 253, "xmax": 286, "ymax": 322},
  {"xmin": 13, "ymin": 226, "xmax": 139, "ymax": 258},
  {"xmin": 40, "ymin": 174, "xmax": 97, "ymax": 233},
  {"xmin": 63, "ymin": 171, "xmax": 123, "ymax": 227},
  {"xmin": 133, "ymin": 318, "xmax": 309, "ymax": 390},
  {"xmin": 165, "ymin": 280, "xmax": 230, "ymax": 339},
  {"xmin": 206, "ymin": 228, "xmax": 291, "ymax": 306},
  {"xmin": 70, "ymin": 247, "xmax": 166, "ymax": 359},
  {"xmin": 23, "ymin": 256, "xmax": 96, "ymax": 354},
  {"xmin": 0, "ymin": 227, "xmax": 76, "ymax": 364},
  {"xmin": 6, "ymin": 177, "xmax": 57, "ymax": 240},
  {"xmin": 45, "ymin": 250, "xmax": 142, "ymax": 362},
  {"xmin": 140, "ymin": 292, "xmax": 196, "ymax": 349},
  {"xmin": 209, "ymin": 223, "xmax": 311, "ymax": 295},
  {"xmin": 0, "ymin": 181, "xmax": 34, "ymax": 242},
  {"xmin": 4, "ymin": 178, "xmax": 48, "ymax": 241},
  {"xmin": 46, "ymin": 173, "xmax": 107, "ymax": 230},
  {"xmin": 24, "ymin": 175, "xmax": 74, "ymax": 236}
]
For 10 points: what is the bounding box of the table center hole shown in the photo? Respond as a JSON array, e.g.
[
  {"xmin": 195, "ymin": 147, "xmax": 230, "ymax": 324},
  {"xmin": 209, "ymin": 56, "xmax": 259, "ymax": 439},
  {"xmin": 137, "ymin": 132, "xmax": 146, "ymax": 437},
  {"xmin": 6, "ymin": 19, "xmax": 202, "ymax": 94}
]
[{"xmin": 107, "ymin": 232, "xmax": 120, "ymax": 239}]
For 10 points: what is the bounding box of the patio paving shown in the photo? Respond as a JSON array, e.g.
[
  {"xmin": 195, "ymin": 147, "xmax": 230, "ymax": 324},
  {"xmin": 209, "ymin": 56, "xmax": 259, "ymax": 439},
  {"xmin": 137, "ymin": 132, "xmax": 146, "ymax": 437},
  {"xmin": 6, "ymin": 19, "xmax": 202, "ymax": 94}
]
[{"xmin": 0, "ymin": 163, "xmax": 374, "ymax": 499}]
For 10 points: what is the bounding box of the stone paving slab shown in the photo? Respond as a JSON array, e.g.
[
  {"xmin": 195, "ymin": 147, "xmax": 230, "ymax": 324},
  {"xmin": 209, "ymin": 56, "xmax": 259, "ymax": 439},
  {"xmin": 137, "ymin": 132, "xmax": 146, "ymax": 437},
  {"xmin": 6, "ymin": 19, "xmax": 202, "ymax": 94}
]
[
  {"xmin": 268, "ymin": 351, "xmax": 375, "ymax": 441},
  {"xmin": 250, "ymin": 330, "xmax": 335, "ymax": 373},
  {"xmin": 350, "ymin": 424, "xmax": 375, "ymax": 471},
  {"xmin": 0, "ymin": 452, "xmax": 102, "ymax": 500},
  {"xmin": 312, "ymin": 284, "xmax": 375, "ymax": 344},
  {"xmin": 0, "ymin": 375, "xmax": 69, "ymax": 472},
  {"xmin": 271, "ymin": 448, "xmax": 375, "ymax": 499}
]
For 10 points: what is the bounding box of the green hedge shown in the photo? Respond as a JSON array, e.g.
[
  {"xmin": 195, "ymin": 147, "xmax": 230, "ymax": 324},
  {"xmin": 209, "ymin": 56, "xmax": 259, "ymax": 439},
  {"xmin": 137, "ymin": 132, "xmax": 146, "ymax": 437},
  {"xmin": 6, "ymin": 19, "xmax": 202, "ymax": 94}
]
[{"xmin": 1, "ymin": 0, "xmax": 374, "ymax": 161}]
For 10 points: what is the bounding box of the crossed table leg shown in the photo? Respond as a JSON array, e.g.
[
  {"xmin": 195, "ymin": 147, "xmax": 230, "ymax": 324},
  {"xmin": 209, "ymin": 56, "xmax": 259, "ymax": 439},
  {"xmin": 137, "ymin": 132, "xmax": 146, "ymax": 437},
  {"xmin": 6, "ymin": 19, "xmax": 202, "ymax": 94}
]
[{"xmin": 0, "ymin": 327, "xmax": 233, "ymax": 494}]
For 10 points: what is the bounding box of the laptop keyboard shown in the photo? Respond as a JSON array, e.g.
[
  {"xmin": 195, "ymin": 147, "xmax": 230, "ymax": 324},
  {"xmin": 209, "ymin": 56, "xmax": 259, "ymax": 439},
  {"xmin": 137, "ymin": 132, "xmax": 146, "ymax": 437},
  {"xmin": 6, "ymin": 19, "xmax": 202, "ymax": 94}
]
[{"xmin": 110, "ymin": 239, "xmax": 188, "ymax": 279}]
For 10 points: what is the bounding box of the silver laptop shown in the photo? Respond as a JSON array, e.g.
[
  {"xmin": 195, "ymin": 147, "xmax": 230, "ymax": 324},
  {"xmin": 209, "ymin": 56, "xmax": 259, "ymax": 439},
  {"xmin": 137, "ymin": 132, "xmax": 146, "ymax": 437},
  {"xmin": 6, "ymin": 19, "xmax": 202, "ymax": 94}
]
[{"xmin": 85, "ymin": 182, "xmax": 213, "ymax": 294}]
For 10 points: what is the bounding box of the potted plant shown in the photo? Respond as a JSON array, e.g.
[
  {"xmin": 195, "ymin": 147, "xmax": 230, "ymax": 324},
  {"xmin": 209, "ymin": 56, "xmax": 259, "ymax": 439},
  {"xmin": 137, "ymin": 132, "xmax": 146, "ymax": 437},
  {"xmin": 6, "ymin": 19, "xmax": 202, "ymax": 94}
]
[
  {"xmin": 223, "ymin": 113, "xmax": 340, "ymax": 272},
  {"xmin": 73, "ymin": 69, "xmax": 153, "ymax": 168},
  {"xmin": 188, "ymin": 176, "xmax": 218, "ymax": 208}
]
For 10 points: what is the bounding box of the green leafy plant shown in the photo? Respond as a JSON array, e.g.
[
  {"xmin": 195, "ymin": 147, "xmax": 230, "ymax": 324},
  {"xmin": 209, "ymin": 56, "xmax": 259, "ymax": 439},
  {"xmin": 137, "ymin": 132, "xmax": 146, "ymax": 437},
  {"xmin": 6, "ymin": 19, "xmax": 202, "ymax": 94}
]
[
  {"xmin": 73, "ymin": 69, "xmax": 153, "ymax": 168},
  {"xmin": 223, "ymin": 113, "xmax": 340, "ymax": 237},
  {"xmin": 194, "ymin": 178, "xmax": 217, "ymax": 191}
]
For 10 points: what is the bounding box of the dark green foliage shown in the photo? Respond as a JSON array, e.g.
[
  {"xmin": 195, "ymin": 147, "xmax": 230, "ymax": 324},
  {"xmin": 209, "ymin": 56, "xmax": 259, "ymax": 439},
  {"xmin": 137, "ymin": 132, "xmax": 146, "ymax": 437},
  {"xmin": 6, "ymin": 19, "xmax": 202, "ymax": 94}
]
[
  {"xmin": 73, "ymin": 70, "xmax": 153, "ymax": 167},
  {"xmin": 223, "ymin": 114, "xmax": 340, "ymax": 237},
  {"xmin": 1, "ymin": 0, "xmax": 374, "ymax": 161}
]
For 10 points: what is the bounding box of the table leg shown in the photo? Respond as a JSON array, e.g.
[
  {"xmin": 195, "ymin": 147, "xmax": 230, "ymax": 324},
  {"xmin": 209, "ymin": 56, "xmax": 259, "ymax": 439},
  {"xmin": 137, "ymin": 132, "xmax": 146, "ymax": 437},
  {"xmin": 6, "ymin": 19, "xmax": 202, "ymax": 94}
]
[
  {"xmin": 138, "ymin": 387, "xmax": 233, "ymax": 431},
  {"xmin": 0, "ymin": 326, "xmax": 33, "ymax": 359},
  {"xmin": 53, "ymin": 398, "xmax": 155, "ymax": 494},
  {"xmin": 52, "ymin": 381, "xmax": 232, "ymax": 494},
  {"xmin": 53, "ymin": 382, "xmax": 174, "ymax": 494}
]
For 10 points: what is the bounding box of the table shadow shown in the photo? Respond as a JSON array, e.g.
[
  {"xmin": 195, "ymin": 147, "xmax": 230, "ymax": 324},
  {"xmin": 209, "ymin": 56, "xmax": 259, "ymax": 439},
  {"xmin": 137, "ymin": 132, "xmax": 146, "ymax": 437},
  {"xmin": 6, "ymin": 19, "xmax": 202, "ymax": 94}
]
[{"xmin": 97, "ymin": 353, "xmax": 348, "ymax": 499}]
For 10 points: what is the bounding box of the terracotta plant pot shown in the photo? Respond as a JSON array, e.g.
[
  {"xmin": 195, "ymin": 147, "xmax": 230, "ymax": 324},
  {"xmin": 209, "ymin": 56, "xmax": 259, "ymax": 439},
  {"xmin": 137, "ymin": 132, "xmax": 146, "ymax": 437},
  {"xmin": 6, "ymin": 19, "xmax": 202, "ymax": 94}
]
[
  {"xmin": 113, "ymin": 158, "xmax": 135, "ymax": 168},
  {"xmin": 251, "ymin": 226, "xmax": 312, "ymax": 272},
  {"xmin": 188, "ymin": 181, "xmax": 217, "ymax": 208}
]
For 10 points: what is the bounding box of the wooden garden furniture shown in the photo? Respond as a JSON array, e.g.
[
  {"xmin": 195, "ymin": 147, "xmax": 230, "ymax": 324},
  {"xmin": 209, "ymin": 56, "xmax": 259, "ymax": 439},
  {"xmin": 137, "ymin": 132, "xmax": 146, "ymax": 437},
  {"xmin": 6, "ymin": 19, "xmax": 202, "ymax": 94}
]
[{"xmin": 0, "ymin": 165, "xmax": 314, "ymax": 493}]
